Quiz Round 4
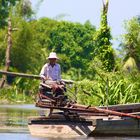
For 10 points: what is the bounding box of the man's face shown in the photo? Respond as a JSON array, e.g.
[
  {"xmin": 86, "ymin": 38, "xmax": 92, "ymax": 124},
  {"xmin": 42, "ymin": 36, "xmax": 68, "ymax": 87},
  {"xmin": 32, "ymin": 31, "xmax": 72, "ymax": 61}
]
[{"xmin": 49, "ymin": 58, "xmax": 57, "ymax": 65}]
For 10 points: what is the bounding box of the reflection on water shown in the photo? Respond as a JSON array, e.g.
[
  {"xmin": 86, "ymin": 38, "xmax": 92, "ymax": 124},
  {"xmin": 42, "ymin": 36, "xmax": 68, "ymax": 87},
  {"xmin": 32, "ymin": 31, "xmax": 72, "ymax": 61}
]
[
  {"xmin": 0, "ymin": 104, "xmax": 140, "ymax": 140},
  {"xmin": 0, "ymin": 104, "xmax": 39, "ymax": 133}
]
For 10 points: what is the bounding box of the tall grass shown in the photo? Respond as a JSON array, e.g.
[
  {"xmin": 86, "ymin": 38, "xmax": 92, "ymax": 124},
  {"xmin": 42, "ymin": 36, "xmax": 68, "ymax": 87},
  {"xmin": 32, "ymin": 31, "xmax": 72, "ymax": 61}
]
[
  {"xmin": 74, "ymin": 71, "xmax": 140, "ymax": 106},
  {"xmin": 0, "ymin": 78, "xmax": 39, "ymax": 104}
]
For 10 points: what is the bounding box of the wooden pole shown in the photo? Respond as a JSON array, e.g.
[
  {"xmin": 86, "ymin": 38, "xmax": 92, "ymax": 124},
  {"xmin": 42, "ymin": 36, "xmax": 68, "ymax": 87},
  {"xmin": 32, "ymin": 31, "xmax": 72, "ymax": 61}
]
[
  {"xmin": 0, "ymin": 70, "xmax": 40, "ymax": 79},
  {"xmin": 0, "ymin": 70, "xmax": 74, "ymax": 84},
  {"xmin": 37, "ymin": 102, "xmax": 140, "ymax": 119},
  {"xmin": 0, "ymin": 18, "xmax": 12, "ymax": 88}
]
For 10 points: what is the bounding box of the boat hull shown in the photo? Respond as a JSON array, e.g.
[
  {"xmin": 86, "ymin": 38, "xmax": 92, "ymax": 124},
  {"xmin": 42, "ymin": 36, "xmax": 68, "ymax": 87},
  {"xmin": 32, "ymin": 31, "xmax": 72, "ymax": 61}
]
[
  {"xmin": 90, "ymin": 118, "xmax": 140, "ymax": 136},
  {"xmin": 28, "ymin": 114, "xmax": 140, "ymax": 137}
]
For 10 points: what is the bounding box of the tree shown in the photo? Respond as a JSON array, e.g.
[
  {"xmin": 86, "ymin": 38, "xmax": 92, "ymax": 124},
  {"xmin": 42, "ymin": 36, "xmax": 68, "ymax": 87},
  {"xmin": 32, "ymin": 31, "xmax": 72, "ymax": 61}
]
[
  {"xmin": 11, "ymin": 21, "xmax": 34, "ymax": 72},
  {"xmin": 121, "ymin": 17, "xmax": 140, "ymax": 70},
  {"xmin": 48, "ymin": 20, "xmax": 96, "ymax": 77},
  {"xmin": 28, "ymin": 18, "xmax": 96, "ymax": 79},
  {"xmin": 0, "ymin": 0, "xmax": 36, "ymax": 88},
  {"xmin": 0, "ymin": 0, "xmax": 20, "ymax": 28},
  {"xmin": 15, "ymin": 0, "xmax": 34, "ymax": 20},
  {"xmin": 93, "ymin": 0, "xmax": 115, "ymax": 72}
]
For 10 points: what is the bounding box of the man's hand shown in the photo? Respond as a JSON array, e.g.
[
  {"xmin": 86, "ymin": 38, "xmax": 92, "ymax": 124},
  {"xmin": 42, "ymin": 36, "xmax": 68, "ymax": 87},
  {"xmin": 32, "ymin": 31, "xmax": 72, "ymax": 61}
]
[
  {"xmin": 60, "ymin": 81, "xmax": 65, "ymax": 85},
  {"xmin": 40, "ymin": 75, "xmax": 46, "ymax": 81},
  {"xmin": 40, "ymin": 75, "xmax": 53, "ymax": 81}
]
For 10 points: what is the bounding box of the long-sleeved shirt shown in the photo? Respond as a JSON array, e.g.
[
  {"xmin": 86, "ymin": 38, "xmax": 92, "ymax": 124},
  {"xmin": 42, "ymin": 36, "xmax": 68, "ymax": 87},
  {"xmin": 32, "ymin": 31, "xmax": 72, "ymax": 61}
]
[{"xmin": 40, "ymin": 63, "xmax": 61, "ymax": 81}]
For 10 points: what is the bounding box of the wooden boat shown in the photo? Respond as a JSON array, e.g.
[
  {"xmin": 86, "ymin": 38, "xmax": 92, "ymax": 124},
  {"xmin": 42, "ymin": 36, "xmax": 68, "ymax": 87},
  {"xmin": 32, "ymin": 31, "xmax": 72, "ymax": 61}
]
[
  {"xmin": 28, "ymin": 81, "xmax": 140, "ymax": 138},
  {"xmin": 28, "ymin": 103, "xmax": 140, "ymax": 138}
]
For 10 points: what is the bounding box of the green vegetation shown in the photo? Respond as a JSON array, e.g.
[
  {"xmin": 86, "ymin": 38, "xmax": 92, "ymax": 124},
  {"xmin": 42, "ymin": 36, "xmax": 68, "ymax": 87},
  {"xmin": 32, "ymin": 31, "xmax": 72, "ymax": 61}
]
[
  {"xmin": 93, "ymin": 0, "xmax": 115, "ymax": 72},
  {"xmin": 75, "ymin": 70, "xmax": 140, "ymax": 106},
  {"xmin": 0, "ymin": 0, "xmax": 140, "ymax": 106}
]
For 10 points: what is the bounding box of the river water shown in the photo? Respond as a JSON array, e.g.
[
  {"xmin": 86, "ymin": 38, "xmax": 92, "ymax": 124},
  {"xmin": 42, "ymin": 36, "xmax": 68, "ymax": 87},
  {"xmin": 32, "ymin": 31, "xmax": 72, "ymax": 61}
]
[{"xmin": 0, "ymin": 104, "xmax": 140, "ymax": 140}]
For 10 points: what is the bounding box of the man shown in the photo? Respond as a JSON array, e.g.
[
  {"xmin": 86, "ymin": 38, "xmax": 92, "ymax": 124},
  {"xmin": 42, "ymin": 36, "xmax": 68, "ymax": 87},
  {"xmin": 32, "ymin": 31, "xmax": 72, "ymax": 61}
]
[
  {"xmin": 39, "ymin": 52, "xmax": 65, "ymax": 116},
  {"xmin": 40, "ymin": 52, "xmax": 61, "ymax": 81}
]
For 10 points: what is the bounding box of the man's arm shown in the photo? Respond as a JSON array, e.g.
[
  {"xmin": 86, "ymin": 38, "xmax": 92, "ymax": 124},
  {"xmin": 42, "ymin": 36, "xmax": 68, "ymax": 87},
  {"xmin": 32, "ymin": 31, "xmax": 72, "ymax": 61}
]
[{"xmin": 40, "ymin": 64, "xmax": 47, "ymax": 81}]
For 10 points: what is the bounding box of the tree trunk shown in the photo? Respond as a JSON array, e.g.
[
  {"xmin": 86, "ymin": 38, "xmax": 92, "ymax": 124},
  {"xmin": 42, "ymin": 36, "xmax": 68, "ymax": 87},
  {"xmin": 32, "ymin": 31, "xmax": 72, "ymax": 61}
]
[{"xmin": 0, "ymin": 18, "xmax": 12, "ymax": 88}]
